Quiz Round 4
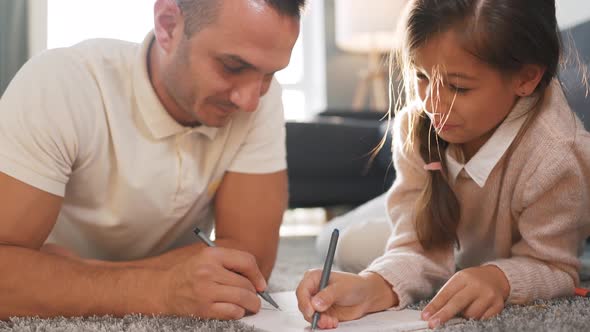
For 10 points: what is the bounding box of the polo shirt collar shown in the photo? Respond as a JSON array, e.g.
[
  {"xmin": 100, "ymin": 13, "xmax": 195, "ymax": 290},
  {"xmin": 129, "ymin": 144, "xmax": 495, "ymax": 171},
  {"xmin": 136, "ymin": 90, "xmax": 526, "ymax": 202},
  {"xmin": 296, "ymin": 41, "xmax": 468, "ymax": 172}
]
[
  {"xmin": 446, "ymin": 95, "xmax": 537, "ymax": 187},
  {"xmin": 132, "ymin": 32, "xmax": 218, "ymax": 140}
]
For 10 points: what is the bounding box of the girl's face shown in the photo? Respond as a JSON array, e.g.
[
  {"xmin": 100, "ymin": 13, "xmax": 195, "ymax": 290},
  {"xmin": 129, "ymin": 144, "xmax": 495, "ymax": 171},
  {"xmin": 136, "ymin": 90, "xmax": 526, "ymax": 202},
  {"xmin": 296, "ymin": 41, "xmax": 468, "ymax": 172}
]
[{"xmin": 413, "ymin": 30, "xmax": 521, "ymax": 159}]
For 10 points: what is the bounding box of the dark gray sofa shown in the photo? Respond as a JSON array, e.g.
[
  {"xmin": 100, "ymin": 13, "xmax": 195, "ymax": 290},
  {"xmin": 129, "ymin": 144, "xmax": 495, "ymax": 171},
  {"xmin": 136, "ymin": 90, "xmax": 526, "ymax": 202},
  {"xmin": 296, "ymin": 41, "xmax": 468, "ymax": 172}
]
[{"xmin": 286, "ymin": 111, "xmax": 394, "ymax": 208}]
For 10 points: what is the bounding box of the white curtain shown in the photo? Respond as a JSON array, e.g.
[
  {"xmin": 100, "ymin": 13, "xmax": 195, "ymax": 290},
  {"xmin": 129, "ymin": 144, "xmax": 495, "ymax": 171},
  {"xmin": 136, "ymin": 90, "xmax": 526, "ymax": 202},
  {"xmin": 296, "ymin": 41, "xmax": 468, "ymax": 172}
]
[{"xmin": 0, "ymin": 0, "xmax": 28, "ymax": 96}]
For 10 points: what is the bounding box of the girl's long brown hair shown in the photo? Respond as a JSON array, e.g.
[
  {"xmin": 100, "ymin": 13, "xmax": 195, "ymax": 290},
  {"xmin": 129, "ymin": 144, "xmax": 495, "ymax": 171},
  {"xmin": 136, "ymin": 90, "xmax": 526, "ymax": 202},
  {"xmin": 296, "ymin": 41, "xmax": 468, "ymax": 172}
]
[{"xmin": 390, "ymin": 0, "xmax": 562, "ymax": 251}]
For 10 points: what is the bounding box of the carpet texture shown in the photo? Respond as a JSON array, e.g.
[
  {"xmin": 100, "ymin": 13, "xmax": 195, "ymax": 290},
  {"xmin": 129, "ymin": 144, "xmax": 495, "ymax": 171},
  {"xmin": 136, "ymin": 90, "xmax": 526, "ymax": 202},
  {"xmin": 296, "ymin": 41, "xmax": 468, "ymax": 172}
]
[{"xmin": 2, "ymin": 236, "xmax": 589, "ymax": 331}]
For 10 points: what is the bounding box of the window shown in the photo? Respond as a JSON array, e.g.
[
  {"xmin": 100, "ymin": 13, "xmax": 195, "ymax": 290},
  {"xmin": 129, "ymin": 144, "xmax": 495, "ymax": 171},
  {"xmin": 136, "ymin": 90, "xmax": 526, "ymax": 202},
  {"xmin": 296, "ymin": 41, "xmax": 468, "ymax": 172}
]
[
  {"xmin": 46, "ymin": 1, "xmax": 152, "ymax": 49},
  {"xmin": 41, "ymin": 0, "xmax": 324, "ymax": 119}
]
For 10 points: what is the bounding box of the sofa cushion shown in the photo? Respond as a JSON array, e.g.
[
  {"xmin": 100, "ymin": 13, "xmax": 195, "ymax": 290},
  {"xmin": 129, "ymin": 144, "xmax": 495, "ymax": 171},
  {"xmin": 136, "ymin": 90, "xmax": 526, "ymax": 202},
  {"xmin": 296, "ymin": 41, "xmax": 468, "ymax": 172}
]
[{"xmin": 560, "ymin": 20, "xmax": 590, "ymax": 130}]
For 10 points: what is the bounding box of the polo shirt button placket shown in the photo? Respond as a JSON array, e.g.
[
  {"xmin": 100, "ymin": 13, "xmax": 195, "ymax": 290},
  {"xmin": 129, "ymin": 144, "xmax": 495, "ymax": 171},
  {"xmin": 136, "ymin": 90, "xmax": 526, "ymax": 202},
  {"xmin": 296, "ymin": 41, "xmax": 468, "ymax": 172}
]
[{"xmin": 171, "ymin": 132, "xmax": 196, "ymax": 218}]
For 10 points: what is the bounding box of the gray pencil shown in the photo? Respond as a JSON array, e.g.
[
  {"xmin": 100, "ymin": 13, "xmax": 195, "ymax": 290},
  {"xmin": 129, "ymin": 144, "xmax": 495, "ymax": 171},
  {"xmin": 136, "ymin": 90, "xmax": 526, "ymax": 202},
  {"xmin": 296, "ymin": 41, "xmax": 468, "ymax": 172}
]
[
  {"xmin": 193, "ymin": 227, "xmax": 281, "ymax": 310},
  {"xmin": 311, "ymin": 228, "xmax": 339, "ymax": 330}
]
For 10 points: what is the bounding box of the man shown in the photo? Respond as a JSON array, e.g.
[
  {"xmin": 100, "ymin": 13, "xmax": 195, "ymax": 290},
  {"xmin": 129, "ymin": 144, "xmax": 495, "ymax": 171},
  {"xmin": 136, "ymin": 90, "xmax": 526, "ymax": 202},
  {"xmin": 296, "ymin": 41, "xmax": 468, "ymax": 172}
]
[{"xmin": 0, "ymin": 0, "xmax": 303, "ymax": 320}]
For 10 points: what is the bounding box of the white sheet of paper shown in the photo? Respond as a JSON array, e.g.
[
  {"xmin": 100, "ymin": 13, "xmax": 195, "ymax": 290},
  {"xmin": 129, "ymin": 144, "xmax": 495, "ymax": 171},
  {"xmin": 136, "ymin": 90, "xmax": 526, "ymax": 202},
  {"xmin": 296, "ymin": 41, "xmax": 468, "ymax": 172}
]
[{"xmin": 240, "ymin": 291, "xmax": 459, "ymax": 332}]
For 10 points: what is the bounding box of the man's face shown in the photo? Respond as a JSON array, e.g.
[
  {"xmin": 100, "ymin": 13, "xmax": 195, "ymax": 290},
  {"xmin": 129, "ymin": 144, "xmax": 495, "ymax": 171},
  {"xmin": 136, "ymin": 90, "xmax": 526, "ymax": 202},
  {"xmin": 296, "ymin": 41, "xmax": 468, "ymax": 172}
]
[{"xmin": 160, "ymin": 0, "xmax": 300, "ymax": 127}]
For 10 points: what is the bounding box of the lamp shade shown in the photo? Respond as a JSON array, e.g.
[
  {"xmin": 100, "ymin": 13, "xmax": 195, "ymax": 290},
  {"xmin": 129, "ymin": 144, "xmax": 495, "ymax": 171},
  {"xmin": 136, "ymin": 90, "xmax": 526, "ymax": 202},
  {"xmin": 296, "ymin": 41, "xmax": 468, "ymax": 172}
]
[{"xmin": 335, "ymin": 0, "xmax": 407, "ymax": 53}]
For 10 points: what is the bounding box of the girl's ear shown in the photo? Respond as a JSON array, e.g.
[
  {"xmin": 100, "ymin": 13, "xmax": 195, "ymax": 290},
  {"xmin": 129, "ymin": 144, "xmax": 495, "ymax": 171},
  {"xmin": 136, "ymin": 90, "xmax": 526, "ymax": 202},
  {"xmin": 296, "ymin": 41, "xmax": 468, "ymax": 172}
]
[{"xmin": 513, "ymin": 64, "xmax": 546, "ymax": 97}]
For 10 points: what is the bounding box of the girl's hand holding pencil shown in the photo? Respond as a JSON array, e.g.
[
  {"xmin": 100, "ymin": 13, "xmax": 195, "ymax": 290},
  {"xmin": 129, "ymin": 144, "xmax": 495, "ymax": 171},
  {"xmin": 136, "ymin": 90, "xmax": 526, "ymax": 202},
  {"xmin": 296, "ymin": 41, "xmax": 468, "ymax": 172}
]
[{"xmin": 295, "ymin": 270, "xmax": 398, "ymax": 330}]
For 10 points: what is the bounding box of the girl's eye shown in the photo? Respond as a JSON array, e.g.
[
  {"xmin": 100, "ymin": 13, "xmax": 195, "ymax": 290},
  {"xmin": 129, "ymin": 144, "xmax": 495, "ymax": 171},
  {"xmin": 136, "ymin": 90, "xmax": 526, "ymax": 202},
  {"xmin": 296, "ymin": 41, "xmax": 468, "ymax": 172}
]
[
  {"xmin": 450, "ymin": 85, "xmax": 470, "ymax": 94},
  {"xmin": 416, "ymin": 73, "xmax": 428, "ymax": 81}
]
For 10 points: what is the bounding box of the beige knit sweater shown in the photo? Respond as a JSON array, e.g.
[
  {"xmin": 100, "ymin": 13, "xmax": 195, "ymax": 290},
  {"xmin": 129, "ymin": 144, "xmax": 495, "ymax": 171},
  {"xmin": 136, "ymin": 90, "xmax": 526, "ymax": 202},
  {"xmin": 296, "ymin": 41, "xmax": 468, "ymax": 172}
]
[{"xmin": 365, "ymin": 82, "xmax": 590, "ymax": 309}]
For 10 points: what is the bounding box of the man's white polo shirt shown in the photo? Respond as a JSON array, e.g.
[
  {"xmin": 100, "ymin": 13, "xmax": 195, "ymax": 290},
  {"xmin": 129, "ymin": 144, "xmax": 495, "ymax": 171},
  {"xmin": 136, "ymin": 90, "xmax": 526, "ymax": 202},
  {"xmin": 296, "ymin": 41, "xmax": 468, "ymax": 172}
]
[{"xmin": 0, "ymin": 33, "xmax": 287, "ymax": 260}]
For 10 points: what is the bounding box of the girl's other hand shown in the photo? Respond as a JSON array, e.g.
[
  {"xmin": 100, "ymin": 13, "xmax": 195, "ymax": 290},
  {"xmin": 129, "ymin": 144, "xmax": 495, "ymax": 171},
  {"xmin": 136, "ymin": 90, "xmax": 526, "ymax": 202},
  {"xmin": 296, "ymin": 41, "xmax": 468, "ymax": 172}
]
[
  {"xmin": 422, "ymin": 265, "xmax": 510, "ymax": 328},
  {"xmin": 295, "ymin": 270, "xmax": 397, "ymax": 329}
]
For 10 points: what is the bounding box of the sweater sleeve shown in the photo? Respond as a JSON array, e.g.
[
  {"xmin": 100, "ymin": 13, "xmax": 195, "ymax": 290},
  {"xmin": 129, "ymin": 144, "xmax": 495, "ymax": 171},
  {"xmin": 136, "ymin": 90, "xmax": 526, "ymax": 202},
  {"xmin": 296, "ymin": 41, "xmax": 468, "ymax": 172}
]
[
  {"xmin": 363, "ymin": 107, "xmax": 455, "ymax": 309},
  {"xmin": 486, "ymin": 142, "xmax": 590, "ymax": 304}
]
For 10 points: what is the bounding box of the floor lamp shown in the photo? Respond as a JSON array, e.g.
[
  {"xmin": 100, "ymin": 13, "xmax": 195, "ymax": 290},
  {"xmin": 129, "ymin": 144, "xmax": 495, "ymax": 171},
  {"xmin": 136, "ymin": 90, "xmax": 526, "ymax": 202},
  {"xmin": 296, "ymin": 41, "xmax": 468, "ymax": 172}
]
[{"xmin": 335, "ymin": 0, "xmax": 407, "ymax": 111}]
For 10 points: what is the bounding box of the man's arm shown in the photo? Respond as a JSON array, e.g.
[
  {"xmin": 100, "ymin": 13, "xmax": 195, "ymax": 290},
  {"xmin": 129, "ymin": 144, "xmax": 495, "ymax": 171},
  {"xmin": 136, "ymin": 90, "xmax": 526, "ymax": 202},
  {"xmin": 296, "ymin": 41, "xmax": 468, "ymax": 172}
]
[
  {"xmin": 0, "ymin": 172, "xmax": 168, "ymax": 319},
  {"xmin": 213, "ymin": 170, "xmax": 288, "ymax": 280},
  {"xmin": 0, "ymin": 172, "xmax": 267, "ymax": 319}
]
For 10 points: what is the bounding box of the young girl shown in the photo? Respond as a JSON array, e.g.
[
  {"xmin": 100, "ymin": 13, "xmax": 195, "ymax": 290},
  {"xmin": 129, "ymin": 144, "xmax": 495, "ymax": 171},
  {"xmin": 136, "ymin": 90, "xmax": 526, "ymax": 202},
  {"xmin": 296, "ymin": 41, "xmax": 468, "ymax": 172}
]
[{"xmin": 297, "ymin": 0, "xmax": 590, "ymax": 329}]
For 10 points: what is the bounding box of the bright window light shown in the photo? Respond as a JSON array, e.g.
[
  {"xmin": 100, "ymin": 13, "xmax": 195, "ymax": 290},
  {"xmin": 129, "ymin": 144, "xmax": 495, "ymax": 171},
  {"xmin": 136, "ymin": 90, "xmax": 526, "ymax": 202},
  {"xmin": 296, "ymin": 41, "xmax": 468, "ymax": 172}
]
[
  {"xmin": 276, "ymin": 36, "xmax": 303, "ymax": 85},
  {"xmin": 47, "ymin": 0, "xmax": 153, "ymax": 49},
  {"xmin": 282, "ymin": 89, "xmax": 306, "ymax": 121}
]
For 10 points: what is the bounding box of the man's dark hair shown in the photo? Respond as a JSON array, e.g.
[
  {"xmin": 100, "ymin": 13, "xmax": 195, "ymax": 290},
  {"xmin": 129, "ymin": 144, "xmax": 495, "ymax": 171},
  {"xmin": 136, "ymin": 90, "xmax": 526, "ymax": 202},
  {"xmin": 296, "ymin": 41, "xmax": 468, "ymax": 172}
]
[{"xmin": 175, "ymin": 0, "xmax": 306, "ymax": 36}]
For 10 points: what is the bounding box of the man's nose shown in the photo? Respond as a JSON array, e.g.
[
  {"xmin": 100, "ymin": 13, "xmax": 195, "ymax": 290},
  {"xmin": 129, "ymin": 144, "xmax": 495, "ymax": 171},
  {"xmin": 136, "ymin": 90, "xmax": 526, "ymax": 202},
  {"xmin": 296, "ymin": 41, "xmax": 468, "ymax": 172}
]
[{"xmin": 230, "ymin": 79, "xmax": 264, "ymax": 113}]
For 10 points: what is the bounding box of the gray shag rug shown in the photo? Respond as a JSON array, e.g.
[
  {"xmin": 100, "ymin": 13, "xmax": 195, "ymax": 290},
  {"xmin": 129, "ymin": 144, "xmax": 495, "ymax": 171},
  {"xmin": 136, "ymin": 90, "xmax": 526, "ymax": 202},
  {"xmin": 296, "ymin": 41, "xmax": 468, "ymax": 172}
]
[{"xmin": 2, "ymin": 236, "xmax": 590, "ymax": 331}]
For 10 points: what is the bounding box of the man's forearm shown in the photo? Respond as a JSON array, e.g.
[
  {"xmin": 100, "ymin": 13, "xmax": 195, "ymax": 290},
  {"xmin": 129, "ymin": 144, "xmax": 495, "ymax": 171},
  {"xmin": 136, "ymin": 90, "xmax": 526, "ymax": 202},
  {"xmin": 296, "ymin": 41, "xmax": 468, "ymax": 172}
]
[
  {"xmin": 47, "ymin": 238, "xmax": 273, "ymax": 280},
  {"xmin": 82, "ymin": 243, "xmax": 207, "ymax": 270},
  {"xmin": 126, "ymin": 238, "xmax": 276, "ymax": 280},
  {"xmin": 0, "ymin": 245, "xmax": 167, "ymax": 319}
]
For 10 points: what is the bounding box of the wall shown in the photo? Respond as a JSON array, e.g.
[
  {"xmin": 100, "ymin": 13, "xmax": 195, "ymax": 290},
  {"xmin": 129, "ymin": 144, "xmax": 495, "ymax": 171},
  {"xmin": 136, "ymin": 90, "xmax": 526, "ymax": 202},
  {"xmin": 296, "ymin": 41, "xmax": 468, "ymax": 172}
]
[
  {"xmin": 557, "ymin": 0, "xmax": 590, "ymax": 29},
  {"xmin": 324, "ymin": 0, "xmax": 382, "ymax": 111}
]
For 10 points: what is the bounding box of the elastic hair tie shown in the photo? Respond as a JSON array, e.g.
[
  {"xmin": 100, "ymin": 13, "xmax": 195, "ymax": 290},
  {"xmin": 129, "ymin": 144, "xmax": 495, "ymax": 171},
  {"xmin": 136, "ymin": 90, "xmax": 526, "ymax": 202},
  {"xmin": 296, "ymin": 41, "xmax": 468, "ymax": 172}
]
[{"xmin": 423, "ymin": 162, "xmax": 442, "ymax": 171}]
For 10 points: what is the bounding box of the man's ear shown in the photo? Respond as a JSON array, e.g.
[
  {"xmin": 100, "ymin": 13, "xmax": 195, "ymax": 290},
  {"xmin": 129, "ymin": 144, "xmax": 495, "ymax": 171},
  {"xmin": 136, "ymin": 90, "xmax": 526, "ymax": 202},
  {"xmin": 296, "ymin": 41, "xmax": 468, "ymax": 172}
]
[
  {"xmin": 153, "ymin": 0, "xmax": 184, "ymax": 53},
  {"xmin": 513, "ymin": 64, "xmax": 546, "ymax": 97}
]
